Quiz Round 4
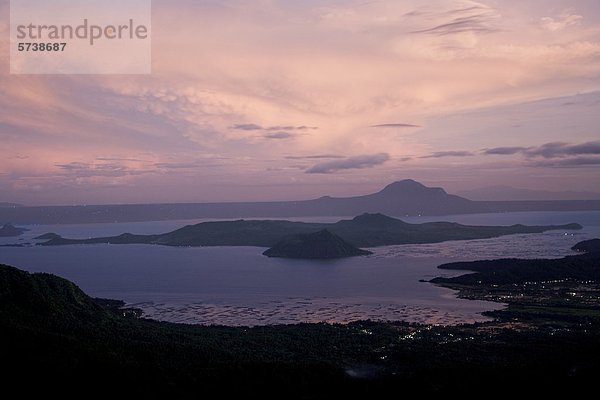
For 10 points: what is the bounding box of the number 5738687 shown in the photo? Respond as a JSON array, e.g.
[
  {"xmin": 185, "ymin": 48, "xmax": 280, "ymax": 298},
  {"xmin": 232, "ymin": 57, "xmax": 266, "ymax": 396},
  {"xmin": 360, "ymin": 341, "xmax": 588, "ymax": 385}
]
[{"xmin": 17, "ymin": 42, "xmax": 67, "ymax": 51}]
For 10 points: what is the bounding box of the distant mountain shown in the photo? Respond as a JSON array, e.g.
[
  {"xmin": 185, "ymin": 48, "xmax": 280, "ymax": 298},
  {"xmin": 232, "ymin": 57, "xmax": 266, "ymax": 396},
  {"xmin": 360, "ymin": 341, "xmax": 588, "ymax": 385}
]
[
  {"xmin": 336, "ymin": 179, "xmax": 474, "ymax": 215},
  {"xmin": 263, "ymin": 229, "xmax": 372, "ymax": 259},
  {"xmin": 38, "ymin": 213, "xmax": 582, "ymax": 248},
  {"xmin": 2, "ymin": 179, "xmax": 600, "ymax": 224},
  {"xmin": 456, "ymin": 186, "xmax": 600, "ymax": 201},
  {"xmin": 0, "ymin": 223, "xmax": 27, "ymax": 237}
]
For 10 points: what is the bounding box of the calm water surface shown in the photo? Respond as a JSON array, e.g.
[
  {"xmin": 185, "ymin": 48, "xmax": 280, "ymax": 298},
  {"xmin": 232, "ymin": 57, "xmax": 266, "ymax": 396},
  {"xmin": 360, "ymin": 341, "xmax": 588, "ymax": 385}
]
[{"xmin": 1, "ymin": 211, "xmax": 598, "ymax": 326}]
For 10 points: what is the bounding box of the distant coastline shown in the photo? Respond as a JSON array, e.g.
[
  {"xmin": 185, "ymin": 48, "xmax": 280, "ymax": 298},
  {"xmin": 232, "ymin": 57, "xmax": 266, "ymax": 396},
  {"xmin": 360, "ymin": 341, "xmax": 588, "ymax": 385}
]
[{"xmin": 2, "ymin": 180, "xmax": 600, "ymax": 225}]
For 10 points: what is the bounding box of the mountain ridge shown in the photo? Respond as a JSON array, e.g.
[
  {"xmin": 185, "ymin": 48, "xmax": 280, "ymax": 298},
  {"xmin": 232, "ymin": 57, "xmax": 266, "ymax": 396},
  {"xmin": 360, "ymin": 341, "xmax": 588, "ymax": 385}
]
[
  {"xmin": 2, "ymin": 179, "xmax": 600, "ymax": 224},
  {"xmin": 37, "ymin": 213, "xmax": 583, "ymax": 249}
]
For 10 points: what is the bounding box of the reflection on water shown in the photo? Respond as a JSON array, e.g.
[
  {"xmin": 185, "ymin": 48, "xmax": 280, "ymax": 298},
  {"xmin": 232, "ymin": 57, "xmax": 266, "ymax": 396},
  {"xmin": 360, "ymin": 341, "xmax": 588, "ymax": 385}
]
[
  {"xmin": 132, "ymin": 297, "xmax": 502, "ymax": 326},
  {"xmin": 0, "ymin": 211, "xmax": 598, "ymax": 326},
  {"xmin": 374, "ymin": 232, "xmax": 583, "ymax": 260}
]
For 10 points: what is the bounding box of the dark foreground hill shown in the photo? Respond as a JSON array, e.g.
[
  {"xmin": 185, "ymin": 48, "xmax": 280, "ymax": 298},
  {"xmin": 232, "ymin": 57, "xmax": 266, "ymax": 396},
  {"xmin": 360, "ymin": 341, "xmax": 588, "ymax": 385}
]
[
  {"xmin": 263, "ymin": 229, "xmax": 372, "ymax": 259},
  {"xmin": 37, "ymin": 213, "xmax": 582, "ymax": 249},
  {"xmin": 3, "ymin": 179, "xmax": 600, "ymax": 224},
  {"xmin": 2, "ymin": 261, "xmax": 600, "ymax": 397}
]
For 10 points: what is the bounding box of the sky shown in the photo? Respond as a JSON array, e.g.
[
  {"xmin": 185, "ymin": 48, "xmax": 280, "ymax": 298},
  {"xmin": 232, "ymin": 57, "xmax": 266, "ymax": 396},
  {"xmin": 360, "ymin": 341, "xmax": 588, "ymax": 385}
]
[{"xmin": 1, "ymin": 0, "xmax": 600, "ymax": 205}]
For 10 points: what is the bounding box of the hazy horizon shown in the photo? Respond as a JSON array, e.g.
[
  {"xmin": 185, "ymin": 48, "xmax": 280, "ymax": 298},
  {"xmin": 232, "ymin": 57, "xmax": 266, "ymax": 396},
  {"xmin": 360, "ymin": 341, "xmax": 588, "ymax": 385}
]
[
  {"xmin": 3, "ymin": 178, "xmax": 600, "ymax": 207},
  {"xmin": 1, "ymin": 0, "xmax": 600, "ymax": 205}
]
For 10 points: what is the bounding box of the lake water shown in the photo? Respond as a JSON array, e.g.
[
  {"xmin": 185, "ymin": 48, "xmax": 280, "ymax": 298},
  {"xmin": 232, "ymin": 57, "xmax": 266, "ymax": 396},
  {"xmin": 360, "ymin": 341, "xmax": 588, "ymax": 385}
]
[{"xmin": 1, "ymin": 211, "xmax": 599, "ymax": 326}]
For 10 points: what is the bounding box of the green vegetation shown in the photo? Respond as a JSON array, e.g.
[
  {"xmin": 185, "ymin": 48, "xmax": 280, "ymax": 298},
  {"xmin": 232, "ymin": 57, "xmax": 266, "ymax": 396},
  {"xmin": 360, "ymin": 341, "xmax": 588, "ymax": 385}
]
[
  {"xmin": 38, "ymin": 213, "xmax": 582, "ymax": 249},
  {"xmin": 263, "ymin": 229, "xmax": 372, "ymax": 259}
]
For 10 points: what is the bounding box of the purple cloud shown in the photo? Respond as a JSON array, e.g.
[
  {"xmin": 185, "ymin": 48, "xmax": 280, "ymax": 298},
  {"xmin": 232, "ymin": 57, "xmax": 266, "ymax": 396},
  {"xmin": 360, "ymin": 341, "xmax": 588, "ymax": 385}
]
[
  {"xmin": 306, "ymin": 153, "xmax": 390, "ymax": 174},
  {"xmin": 264, "ymin": 132, "xmax": 294, "ymax": 139},
  {"xmin": 524, "ymin": 141, "xmax": 600, "ymax": 158},
  {"xmin": 420, "ymin": 151, "xmax": 475, "ymax": 158},
  {"xmin": 482, "ymin": 146, "xmax": 528, "ymax": 155},
  {"xmin": 370, "ymin": 123, "xmax": 420, "ymax": 128}
]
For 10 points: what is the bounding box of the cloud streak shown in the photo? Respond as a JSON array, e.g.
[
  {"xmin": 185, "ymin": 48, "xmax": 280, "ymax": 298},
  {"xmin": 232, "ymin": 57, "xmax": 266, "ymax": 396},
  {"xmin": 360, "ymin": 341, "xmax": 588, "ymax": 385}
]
[
  {"xmin": 305, "ymin": 153, "xmax": 390, "ymax": 174},
  {"xmin": 482, "ymin": 146, "xmax": 528, "ymax": 155},
  {"xmin": 266, "ymin": 125, "xmax": 317, "ymax": 131},
  {"xmin": 410, "ymin": 3, "xmax": 499, "ymax": 36},
  {"xmin": 285, "ymin": 155, "xmax": 344, "ymax": 160},
  {"xmin": 264, "ymin": 132, "xmax": 294, "ymax": 139},
  {"xmin": 524, "ymin": 141, "xmax": 600, "ymax": 158},
  {"xmin": 231, "ymin": 124, "xmax": 262, "ymax": 131},
  {"xmin": 370, "ymin": 123, "xmax": 420, "ymax": 128},
  {"xmin": 440, "ymin": 140, "xmax": 600, "ymax": 168},
  {"xmin": 420, "ymin": 150, "xmax": 474, "ymax": 158},
  {"xmin": 541, "ymin": 12, "xmax": 583, "ymax": 32},
  {"xmin": 484, "ymin": 141, "xmax": 600, "ymax": 159},
  {"xmin": 232, "ymin": 124, "xmax": 317, "ymax": 131},
  {"xmin": 527, "ymin": 156, "xmax": 600, "ymax": 168},
  {"xmin": 55, "ymin": 162, "xmax": 151, "ymax": 178}
]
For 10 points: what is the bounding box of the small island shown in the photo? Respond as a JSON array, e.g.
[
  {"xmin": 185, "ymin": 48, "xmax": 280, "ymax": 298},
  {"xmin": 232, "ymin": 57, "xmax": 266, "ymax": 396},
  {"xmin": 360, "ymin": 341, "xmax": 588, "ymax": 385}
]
[
  {"xmin": 263, "ymin": 229, "xmax": 372, "ymax": 259},
  {"xmin": 0, "ymin": 223, "xmax": 28, "ymax": 237}
]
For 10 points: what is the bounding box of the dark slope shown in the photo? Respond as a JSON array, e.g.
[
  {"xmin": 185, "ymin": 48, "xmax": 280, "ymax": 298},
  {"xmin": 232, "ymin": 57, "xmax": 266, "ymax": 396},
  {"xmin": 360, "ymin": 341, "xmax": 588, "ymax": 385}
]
[
  {"xmin": 0, "ymin": 264, "xmax": 354, "ymax": 397},
  {"xmin": 263, "ymin": 229, "xmax": 372, "ymax": 259},
  {"xmin": 3, "ymin": 179, "xmax": 600, "ymax": 225},
  {"xmin": 38, "ymin": 213, "xmax": 583, "ymax": 248},
  {"xmin": 572, "ymin": 239, "xmax": 600, "ymax": 253},
  {"xmin": 0, "ymin": 264, "xmax": 109, "ymax": 327}
]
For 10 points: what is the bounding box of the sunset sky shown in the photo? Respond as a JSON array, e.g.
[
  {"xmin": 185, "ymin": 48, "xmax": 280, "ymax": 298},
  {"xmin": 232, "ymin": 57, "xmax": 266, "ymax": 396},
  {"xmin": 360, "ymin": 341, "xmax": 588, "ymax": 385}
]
[{"xmin": 1, "ymin": 0, "xmax": 599, "ymax": 205}]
